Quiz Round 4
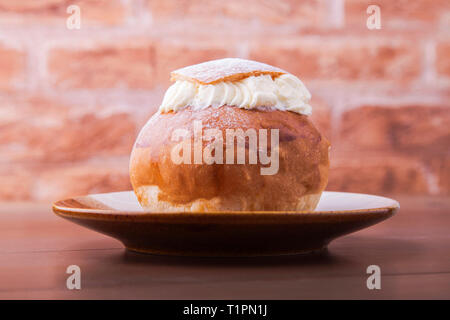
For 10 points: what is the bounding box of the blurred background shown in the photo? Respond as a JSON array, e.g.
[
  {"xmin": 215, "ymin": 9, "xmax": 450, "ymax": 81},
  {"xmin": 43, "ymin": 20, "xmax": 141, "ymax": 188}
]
[{"xmin": 0, "ymin": 0, "xmax": 448, "ymax": 203}]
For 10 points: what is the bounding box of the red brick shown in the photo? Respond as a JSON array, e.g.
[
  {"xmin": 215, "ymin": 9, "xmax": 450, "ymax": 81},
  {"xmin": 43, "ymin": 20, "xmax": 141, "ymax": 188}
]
[
  {"xmin": 35, "ymin": 163, "xmax": 131, "ymax": 201},
  {"xmin": 0, "ymin": 0, "xmax": 126, "ymax": 25},
  {"xmin": 48, "ymin": 43, "xmax": 155, "ymax": 89},
  {"xmin": 0, "ymin": 45, "xmax": 25, "ymax": 91},
  {"xmin": 429, "ymin": 156, "xmax": 450, "ymax": 195},
  {"xmin": 155, "ymin": 41, "xmax": 230, "ymax": 85},
  {"xmin": 339, "ymin": 105, "xmax": 450, "ymax": 154},
  {"xmin": 148, "ymin": 0, "xmax": 325, "ymax": 28},
  {"xmin": 0, "ymin": 167, "xmax": 34, "ymax": 201},
  {"xmin": 309, "ymin": 95, "xmax": 332, "ymax": 140},
  {"xmin": 327, "ymin": 155, "xmax": 429, "ymax": 195},
  {"xmin": 0, "ymin": 96, "xmax": 137, "ymax": 163},
  {"xmin": 345, "ymin": 0, "xmax": 450, "ymax": 28},
  {"xmin": 250, "ymin": 39, "xmax": 421, "ymax": 82},
  {"xmin": 436, "ymin": 42, "xmax": 450, "ymax": 78}
]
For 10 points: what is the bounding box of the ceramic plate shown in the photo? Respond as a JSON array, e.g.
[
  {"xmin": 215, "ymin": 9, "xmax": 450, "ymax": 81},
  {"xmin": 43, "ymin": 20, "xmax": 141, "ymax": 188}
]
[{"xmin": 52, "ymin": 191, "xmax": 399, "ymax": 257}]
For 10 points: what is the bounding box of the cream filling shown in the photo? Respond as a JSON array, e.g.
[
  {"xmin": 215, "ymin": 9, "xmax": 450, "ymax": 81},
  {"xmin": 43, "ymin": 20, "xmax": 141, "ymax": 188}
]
[{"xmin": 159, "ymin": 74, "xmax": 312, "ymax": 115}]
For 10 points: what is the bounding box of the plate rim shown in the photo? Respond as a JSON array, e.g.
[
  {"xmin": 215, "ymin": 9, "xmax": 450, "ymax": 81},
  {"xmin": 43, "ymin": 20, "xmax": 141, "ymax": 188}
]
[{"xmin": 52, "ymin": 190, "xmax": 400, "ymax": 221}]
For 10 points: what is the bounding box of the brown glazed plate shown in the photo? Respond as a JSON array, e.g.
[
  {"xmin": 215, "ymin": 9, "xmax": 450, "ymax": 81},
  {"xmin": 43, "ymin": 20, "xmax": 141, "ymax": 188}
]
[{"xmin": 52, "ymin": 191, "xmax": 399, "ymax": 257}]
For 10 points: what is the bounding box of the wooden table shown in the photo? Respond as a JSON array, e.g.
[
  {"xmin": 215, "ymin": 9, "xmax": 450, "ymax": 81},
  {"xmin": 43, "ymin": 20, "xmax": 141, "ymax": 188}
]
[{"xmin": 0, "ymin": 196, "xmax": 449, "ymax": 299}]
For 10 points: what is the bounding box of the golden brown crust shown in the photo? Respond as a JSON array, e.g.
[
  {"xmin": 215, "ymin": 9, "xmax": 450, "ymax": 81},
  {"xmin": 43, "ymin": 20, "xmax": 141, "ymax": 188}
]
[
  {"xmin": 170, "ymin": 58, "xmax": 286, "ymax": 85},
  {"xmin": 134, "ymin": 185, "xmax": 322, "ymax": 212},
  {"xmin": 130, "ymin": 106, "xmax": 330, "ymax": 212}
]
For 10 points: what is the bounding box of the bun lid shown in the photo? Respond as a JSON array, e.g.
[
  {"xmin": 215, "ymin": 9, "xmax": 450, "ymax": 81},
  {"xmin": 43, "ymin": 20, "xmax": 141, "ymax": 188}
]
[{"xmin": 170, "ymin": 58, "xmax": 287, "ymax": 85}]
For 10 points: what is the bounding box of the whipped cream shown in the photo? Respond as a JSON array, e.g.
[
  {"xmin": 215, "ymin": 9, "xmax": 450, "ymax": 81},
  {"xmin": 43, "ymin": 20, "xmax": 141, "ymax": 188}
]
[{"xmin": 159, "ymin": 74, "xmax": 312, "ymax": 115}]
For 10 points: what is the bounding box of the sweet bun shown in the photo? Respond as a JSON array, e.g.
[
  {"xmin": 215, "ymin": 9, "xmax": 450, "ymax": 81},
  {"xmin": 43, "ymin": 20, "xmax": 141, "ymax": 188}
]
[{"xmin": 130, "ymin": 58, "xmax": 330, "ymax": 212}]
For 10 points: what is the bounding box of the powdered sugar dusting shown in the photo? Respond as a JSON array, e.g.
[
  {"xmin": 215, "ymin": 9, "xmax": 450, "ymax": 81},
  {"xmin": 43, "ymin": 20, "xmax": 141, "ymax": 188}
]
[{"xmin": 171, "ymin": 58, "xmax": 287, "ymax": 84}]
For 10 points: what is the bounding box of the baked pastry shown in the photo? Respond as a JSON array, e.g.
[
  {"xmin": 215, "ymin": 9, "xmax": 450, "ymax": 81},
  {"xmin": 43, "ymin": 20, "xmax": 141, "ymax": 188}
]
[{"xmin": 130, "ymin": 58, "xmax": 330, "ymax": 212}]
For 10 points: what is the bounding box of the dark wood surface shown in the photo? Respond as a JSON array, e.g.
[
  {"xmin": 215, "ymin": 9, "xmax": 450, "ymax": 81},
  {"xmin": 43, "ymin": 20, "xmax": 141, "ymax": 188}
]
[{"xmin": 0, "ymin": 196, "xmax": 449, "ymax": 299}]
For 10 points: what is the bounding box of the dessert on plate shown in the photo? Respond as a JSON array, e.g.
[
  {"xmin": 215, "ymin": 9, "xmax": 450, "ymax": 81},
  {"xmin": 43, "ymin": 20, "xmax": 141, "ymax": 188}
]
[{"xmin": 130, "ymin": 58, "xmax": 330, "ymax": 212}]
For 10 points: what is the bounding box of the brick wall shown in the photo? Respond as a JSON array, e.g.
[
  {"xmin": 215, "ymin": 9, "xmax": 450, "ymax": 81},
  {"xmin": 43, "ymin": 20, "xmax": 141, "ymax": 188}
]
[{"xmin": 0, "ymin": 0, "xmax": 448, "ymax": 201}]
